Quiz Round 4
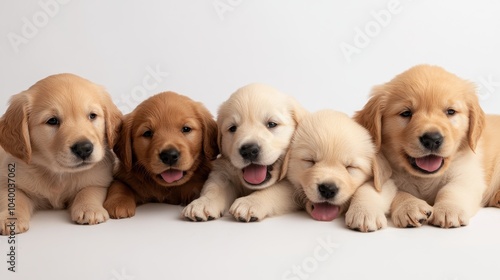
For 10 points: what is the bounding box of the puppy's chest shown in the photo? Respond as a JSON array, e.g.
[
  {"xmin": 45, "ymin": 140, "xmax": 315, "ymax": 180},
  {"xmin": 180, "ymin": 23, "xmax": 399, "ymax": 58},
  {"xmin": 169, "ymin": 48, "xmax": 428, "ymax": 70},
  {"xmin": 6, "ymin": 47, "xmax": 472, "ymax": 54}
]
[{"xmin": 393, "ymin": 172, "xmax": 448, "ymax": 204}]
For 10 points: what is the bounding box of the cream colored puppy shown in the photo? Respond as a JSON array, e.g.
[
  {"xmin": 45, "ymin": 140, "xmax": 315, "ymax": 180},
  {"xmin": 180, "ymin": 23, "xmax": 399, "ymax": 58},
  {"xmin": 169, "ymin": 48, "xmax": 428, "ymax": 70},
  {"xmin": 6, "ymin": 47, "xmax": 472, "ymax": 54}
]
[
  {"xmin": 0, "ymin": 74, "xmax": 122, "ymax": 234},
  {"xmin": 182, "ymin": 84, "xmax": 305, "ymax": 222},
  {"xmin": 288, "ymin": 110, "xmax": 396, "ymax": 232}
]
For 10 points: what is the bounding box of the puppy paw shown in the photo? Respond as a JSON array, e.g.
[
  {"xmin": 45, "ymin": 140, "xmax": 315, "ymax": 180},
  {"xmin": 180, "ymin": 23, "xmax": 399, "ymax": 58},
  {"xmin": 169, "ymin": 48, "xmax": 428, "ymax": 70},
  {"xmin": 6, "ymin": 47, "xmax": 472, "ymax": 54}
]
[
  {"xmin": 488, "ymin": 190, "xmax": 500, "ymax": 208},
  {"xmin": 391, "ymin": 200, "xmax": 433, "ymax": 228},
  {"xmin": 429, "ymin": 202, "xmax": 468, "ymax": 228},
  {"xmin": 182, "ymin": 196, "xmax": 225, "ymax": 222},
  {"xmin": 104, "ymin": 199, "xmax": 136, "ymax": 219},
  {"xmin": 71, "ymin": 205, "xmax": 109, "ymax": 225},
  {"xmin": 0, "ymin": 212, "xmax": 29, "ymax": 235},
  {"xmin": 229, "ymin": 196, "xmax": 269, "ymax": 222},
  {"xmin": 345, "ymin": 204, "xmax": 387, "ymax": 232}
]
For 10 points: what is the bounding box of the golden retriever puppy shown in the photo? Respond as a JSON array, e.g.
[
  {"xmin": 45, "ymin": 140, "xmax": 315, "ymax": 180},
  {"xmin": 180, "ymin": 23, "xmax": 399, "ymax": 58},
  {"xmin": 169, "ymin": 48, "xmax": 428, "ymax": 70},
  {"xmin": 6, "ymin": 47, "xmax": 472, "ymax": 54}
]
[
  {"xmin": 103, "ymin": 92, "xmax": 218, "ymax": 218},
  {"xmin": 355, "ymin": 64, "xmax": 492, "ymax": 228},
  {"xmin": 182, "ymin": 83, "xmax": 306, "ymax": 222},
  {"xmin": 0, "ymin": 73, "xmax": 122, "ymax": 235},
  {"xmin": 288, "ymin": 110, "xmax": 396, "ymax": 232}
]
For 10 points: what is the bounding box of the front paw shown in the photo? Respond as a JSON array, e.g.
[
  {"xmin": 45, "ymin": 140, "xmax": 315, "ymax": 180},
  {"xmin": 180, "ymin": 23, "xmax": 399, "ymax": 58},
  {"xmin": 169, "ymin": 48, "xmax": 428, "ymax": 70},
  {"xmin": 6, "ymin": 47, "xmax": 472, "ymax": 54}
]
[
  {"xmin": 104, "ymin": 198, "xmax": 136, "ymax": 219},
  {"xmin": 429, "ymin": 202, "xmax": 469, "ymax": 228},
  {"xmin": 71, "ymin": 205, "xmax": 109, "ymax": 225},
  {"xmin": 345, "ymin": 204, "xmax": 387, "ymax": 232},
  {"xmin": 0, "ymin": 212, "xmax": 29, "ymax": 235},
  {"xmin": 229, "ymin": 196, "xmax": 269, "ymax": 222},
  {"xmin": 391, "ymin": 200, "xmax": 432, "ymax": 228},
  {"xmin": 182, "ymin": 196, "xmax": 225, "ymax": 222}
]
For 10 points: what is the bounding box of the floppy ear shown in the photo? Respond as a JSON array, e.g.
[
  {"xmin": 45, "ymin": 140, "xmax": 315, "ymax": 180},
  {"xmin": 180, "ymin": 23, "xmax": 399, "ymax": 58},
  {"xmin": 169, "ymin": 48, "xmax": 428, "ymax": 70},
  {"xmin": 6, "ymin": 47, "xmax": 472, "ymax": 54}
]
[
  {"xmin": 353, "ymin": 86, "xmax": 386, "ymax": 151},
  {"xmin": 289, "ymin": 98, "xmax": 307, "ymax": 125},
  {"xmin": 0, "ymin": 92, "xmax": 32, "ymax": 163},
  {"xmin": 372, "ymin": 153, "xmax": 392, "ymax": 192},
  {"xmin": 196, "ymin": 103, "xmax": 219, "ymax": 161},
  {"xmin": 113, "ymin": 114, "xmax": 133, "ymax": 171},
  {"xmin": 466, "ymin": 90, "xmax": 485, "ymax": 152},
  {"xmin": 279, "ymin": 148, "xmax": 291, "ymax": 181},
  {"xmin": 101, "ymin": 89, "xmax": 123, "ymax": 148}
]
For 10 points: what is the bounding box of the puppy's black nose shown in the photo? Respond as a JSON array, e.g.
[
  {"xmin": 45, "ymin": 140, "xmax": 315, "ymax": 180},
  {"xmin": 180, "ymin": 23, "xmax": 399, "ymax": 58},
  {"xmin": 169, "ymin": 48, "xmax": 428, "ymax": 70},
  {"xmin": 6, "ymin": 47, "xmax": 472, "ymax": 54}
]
[
  {"xmin": 420, "ymin": 132, "xmax": 443, "ymax": 151},
  {"xmin": 160, "ymin": 149, "xmax": 180, "ymax": 166},
  {"xmin": 239, "ymin": 143, "xmax": 260, "ymax": 161},
  {"xmin": 71, "ymin": 141, "xmax": 94, "ymax": 160},
  {"xmin": 318, "ymin": 183, "xmax": 338, "ymax": 199}
]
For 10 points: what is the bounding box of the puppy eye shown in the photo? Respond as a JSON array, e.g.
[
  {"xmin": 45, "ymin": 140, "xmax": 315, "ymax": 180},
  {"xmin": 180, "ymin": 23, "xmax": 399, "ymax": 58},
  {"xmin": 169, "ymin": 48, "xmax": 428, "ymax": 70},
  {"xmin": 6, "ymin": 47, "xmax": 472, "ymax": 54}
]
[
  {"xmin": 228, "ymin": 125, "xmax": 237, "ymax": 133},
  {"xmin": 46, "ymin": 117, "xmax": 60, "ymax": 126},
  {"xmin": 446, "ymin": 109, "xmax": 456, "ymax": 116},
  {"xmin": 267, "ymin": 122, "xmax": 278, "ymax": 128},
  {"xmin": 346, "ymin": 166, "xmax": 358, "ymax": 174},
  {"xmin": 89, "ymin": 113, "xmax": 97, "ymax": 120},
  {"xmin": 142, "ymin": 130, "xmax": 153, "ymax": 138},
  {"xmin": 182, "ymin": 126, "xmax": 192, "ymax": 133},
  {"xmin": 302, "ymin": 159, "xmax": 316, "ymax": 166},
  {"xmin": 399, "ymin": 110, "xmax": 412, "ymax": 118}
]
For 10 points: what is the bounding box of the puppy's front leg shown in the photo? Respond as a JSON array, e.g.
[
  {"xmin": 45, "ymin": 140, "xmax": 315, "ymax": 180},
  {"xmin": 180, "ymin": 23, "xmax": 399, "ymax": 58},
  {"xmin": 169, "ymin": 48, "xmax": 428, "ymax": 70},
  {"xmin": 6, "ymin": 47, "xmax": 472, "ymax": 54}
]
[
  {"xmin": 0, "ymin": 188, "xmax": 33, "ymax": 235},
  {"xmin": 391, "ymin": 191, "xmax": 433, "ymax": 228},
  {"xmin": 70, "ymin": 185, "xmax": 109, "ymax": 225},
  {"xmin": 345, "ymin": 179, "xmax": 397, "ymax": 232},
  {"xmin": 229, "ymin": 179, "xmax": 300, "ymax": 222},
  {"xmin": 103, "ymin": 180, "xmax": 137, "ymax": 219}
]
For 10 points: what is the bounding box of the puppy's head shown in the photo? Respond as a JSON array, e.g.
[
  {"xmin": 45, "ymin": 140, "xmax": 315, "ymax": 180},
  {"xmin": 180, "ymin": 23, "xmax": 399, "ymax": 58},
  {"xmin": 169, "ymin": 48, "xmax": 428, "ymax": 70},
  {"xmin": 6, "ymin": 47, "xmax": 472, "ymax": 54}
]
[
  {"xmin": 0, "ymin": 73, "xmax": 122, "ymax": 172},
  {"xmin": 355, "ymin": 64, "xmax": 485, "ymax": 178},
  {"xmin": 114, "ymin": 91, "xmax": 218, "ymax": 187},
  {"xmin": 217, "ymin": 83, "xmax": 306, "ymax": 190},
  {"xmin": 288, "ymin": 110, "xmax": 377, "ymax": 221}
]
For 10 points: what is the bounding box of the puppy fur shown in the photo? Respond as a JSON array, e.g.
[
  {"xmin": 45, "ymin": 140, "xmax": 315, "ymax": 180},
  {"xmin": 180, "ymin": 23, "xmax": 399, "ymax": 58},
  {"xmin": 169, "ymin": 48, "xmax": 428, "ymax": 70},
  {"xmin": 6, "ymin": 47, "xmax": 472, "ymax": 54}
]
[
  {"xmin": 288, "ymin": 110, "xmax": 396, "ymax": 232},
  {"xmin": 354, "ymin": 64, "xmax": 497, "ymax": 228},
  {"xmin": 103, "ymin": 92, "xmax": 218, "ymax": 219},
  {"xmin": 182, "ymin": 83, "xmax": 306, "ymax": 222},
  {"xmin": 0, "ymin": 73, "xmax": 122, "ymax": 234}
]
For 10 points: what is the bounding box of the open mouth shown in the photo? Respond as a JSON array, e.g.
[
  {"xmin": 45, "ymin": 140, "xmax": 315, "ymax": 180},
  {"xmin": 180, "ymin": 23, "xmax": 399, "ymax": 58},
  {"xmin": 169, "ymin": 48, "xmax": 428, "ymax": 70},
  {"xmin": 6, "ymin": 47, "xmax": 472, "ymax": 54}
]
[
  {"xmin": 310, "ymin": 202, "xmax": 340, "ymax": 221},
  {"xmin": 242, "ymin": 164, "xmax": 273, "ymax": 186},
  {"xmin": 409, "ymin": 154, "xmax": 444, "ymax": 174},
  {"xmin": 159, "ymin": 169, "xmax": 186, "ymax": 183}
]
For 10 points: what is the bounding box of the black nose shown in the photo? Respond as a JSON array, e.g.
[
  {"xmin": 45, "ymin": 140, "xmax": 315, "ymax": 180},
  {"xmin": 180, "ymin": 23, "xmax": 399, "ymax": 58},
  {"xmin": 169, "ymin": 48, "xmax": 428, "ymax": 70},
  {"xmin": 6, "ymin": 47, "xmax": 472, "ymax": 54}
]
[
  {"xmin": 160, "ymin": 149, "xmax": 180, "ymax": 165},
  {"xmin": 239, "ymin": 143, "xmax": 260, "ymax": 161},
  {"xmin": 318, "ymin": 183, "xmax": 338, "ymax": 199},
  {"xmin": 419, "ymin": 132, "xmax": 443, "ymax": 151},
  {"xmin": 71, "ymin": 141, "xmax": 94, "ymax": 160}
]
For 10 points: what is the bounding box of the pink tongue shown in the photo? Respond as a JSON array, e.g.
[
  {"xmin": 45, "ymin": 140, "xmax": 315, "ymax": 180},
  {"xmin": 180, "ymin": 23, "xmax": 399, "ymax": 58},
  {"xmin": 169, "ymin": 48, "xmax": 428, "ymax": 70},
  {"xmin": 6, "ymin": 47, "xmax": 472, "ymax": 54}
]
[
  {"xmin": 243, "ymin": 164, "xmax": 267, "ymax": 185},
  {"xmin": 415, "ymin": 155, "xmax": 443, "ymax": 172},
  {"xmin": 311, "ymin": 203, "xmax": 340, "ymax": 221},
  {"xmin": 160, "ymin": 169, "xmax": 183, "ymax": 183}
]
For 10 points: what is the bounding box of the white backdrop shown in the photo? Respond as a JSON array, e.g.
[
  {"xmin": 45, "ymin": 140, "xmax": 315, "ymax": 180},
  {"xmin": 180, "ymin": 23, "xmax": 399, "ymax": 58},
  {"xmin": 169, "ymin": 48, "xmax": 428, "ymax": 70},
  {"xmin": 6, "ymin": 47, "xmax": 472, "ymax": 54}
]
[{"xmin": 1, "ymin": 1, "xmax": 500, "ymax": 280}]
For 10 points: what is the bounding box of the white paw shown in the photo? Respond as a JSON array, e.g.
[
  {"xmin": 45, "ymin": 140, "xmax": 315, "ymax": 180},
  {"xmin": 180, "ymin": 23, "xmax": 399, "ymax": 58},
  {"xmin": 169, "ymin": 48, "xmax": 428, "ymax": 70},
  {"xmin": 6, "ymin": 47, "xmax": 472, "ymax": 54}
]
[
  {"xmin": 229, "ymin": 196, "xmax": 270, "ymax": 222},
  {"xmin": 430, "ymin": 202, "xmax": 469, "ymax": 228},
  {"xmin": 182, "ymin": 196, "xmax": 225, "ymax": 222},
  {"xmin": 0, "ymin": 211, "xmax": 29, "ymax": 235},
  {"xmin": 345, "ymin": 204, "xmax": 387, "ymax": 232},
  {"xmin": 391, "ymin": 199, "xmax": 433, "ymax": 228},
  {"xmin": 71, "ymin": 204, "xmax": 109, "ymax": 225}
]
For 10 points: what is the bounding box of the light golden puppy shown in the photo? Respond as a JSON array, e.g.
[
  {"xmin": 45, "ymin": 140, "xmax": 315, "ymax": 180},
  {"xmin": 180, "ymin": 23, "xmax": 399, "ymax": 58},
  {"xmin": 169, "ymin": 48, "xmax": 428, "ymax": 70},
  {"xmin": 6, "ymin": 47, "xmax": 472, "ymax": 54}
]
[
  {"xmin": 355, "ymin": 64, "xmax": 493, "ymax": 228},
  {"xmin": 0, "ymin": 74, "xmax": 122, "ymax": 235},
  {"xmin": 288, "ymin": 110, "xmax": 396, "ymax": 232},
  {"xmin": 182, "ymin": 83, "xmax": 306, "ymax": 222}
]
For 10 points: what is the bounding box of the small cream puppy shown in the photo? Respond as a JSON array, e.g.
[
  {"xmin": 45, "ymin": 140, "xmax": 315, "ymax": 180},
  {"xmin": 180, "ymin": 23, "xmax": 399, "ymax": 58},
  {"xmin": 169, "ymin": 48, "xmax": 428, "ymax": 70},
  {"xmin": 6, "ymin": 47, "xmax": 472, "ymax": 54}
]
[
  {"xmin": 182, "ymin": 84, "xmax": 305, "ymax": 222},
  {"xmin": 287, "ymin": 110, "xmax": 396, "ymax": 232}
]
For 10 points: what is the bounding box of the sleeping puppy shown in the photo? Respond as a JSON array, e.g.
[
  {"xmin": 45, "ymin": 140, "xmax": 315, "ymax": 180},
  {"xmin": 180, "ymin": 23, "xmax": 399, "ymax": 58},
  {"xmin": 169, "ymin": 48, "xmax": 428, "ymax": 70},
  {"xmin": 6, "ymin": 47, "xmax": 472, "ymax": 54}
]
[
  {"xmin": 103, "ymin": 92, "xmax": 218, "ymax": 218},
  {"xmin": 182, "ymin": 83, "xmax": 306, "ymax": 222},
  {"xmin": 288, "ymin": 110, "xmax": 396, "ymax": 232},
  {"xmin": 354, "ymin": 64, "xmax": 493, "ymax": 228},
  {"xmin": 0, "ymin": 73, "xmax": 122, "ymax": 234}
]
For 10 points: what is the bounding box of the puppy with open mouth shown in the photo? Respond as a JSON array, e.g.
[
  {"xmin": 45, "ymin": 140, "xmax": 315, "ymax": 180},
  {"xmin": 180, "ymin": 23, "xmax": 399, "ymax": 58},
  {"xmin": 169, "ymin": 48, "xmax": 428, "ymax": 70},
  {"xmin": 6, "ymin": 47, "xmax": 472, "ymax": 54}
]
[
  {"xmin": 103, "ymin": 92, "xmax": 218, "ymax": 218},
  {"xmin": 182, "ymin": 83, "xmax": 306, "ymax": 222},
  {"xmin": 287, "ymin": 110, "xmax": 396, "ymax": 232}
]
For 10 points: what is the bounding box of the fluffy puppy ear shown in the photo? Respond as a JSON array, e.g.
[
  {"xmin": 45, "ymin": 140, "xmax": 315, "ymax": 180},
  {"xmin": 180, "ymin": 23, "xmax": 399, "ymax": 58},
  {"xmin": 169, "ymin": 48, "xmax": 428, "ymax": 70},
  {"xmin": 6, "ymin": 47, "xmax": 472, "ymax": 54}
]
[
  {"xmin": 100, "ymin": 88, "xmax": 123, "ymax": 149},
  {"xmin": 0, "ymin": 92, "xmax": 32, "ymax": 163},
  {"xmin": 195, "ymin": 103, "xmax": 219, "ymax": 161},
  {"xmin": 353, "ymin": 85, "xmax": 387, "ymax": 151},
  {"xmin": 372, "ymin": 153, "xmax": 392, "ymax": 192},
  {"xmin": 113, "ymin": 114, "xmax": 134, "ymax": 171},
  {"xmin": 465, "ymin": 86, "xmax": 485, "ymax": 151}
]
